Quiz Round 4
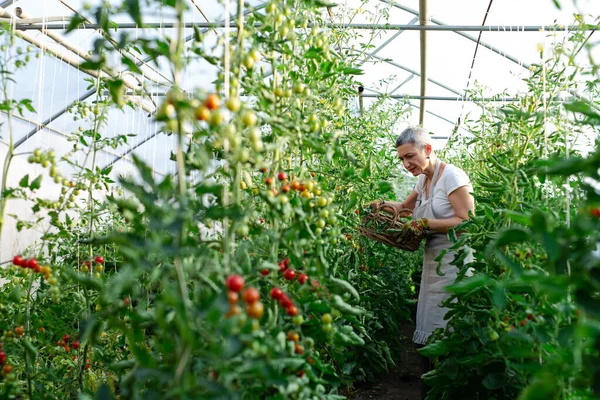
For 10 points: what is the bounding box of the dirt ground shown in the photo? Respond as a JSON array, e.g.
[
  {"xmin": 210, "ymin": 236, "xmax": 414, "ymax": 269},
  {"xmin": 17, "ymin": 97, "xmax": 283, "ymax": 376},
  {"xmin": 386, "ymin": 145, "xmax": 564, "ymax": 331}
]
[{"xmin": 349, "ymin": 319, "xmax": 421, "ymax": 400}]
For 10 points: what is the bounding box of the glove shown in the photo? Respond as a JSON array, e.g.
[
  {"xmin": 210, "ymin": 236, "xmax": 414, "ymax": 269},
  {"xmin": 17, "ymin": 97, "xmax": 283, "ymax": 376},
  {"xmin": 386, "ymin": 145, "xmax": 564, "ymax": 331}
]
[{"xmin": 402, "ymin": 218, "xmax": 429, "ymax": 236}]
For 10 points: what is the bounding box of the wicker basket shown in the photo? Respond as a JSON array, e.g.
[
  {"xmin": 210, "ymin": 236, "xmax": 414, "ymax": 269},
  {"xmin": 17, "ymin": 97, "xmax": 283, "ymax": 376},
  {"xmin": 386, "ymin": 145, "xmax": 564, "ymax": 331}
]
[{"xmin": 359, "ymin": 201, "xmax": 426, "ymax": 252}]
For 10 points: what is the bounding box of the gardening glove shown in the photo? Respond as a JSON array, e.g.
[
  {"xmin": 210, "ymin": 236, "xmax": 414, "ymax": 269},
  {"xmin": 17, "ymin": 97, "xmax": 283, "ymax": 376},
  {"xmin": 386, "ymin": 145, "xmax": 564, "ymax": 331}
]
[{"xmin": 403, "ymin": 218, "xmax": 429, "ymax": 236}]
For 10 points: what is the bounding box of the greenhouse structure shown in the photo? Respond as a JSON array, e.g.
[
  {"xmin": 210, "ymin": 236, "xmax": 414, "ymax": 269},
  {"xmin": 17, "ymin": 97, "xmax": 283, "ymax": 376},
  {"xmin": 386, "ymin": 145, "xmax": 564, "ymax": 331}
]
[{"xmin": 0, "ymin": 0, "xmax": 599, "ymax": 398}]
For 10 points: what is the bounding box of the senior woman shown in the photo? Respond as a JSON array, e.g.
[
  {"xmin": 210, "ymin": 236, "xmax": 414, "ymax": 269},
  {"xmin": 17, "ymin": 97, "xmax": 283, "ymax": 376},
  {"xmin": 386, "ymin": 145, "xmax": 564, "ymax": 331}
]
[{"xmin": 380, "ymin": 126, "xmax": 474, "ymax": 398}]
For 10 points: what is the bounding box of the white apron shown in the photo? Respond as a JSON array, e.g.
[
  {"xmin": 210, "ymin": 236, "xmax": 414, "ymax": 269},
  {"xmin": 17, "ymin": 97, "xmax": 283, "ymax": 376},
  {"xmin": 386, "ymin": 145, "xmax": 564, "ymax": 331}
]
[{"xmin": 412, "ymin": 160, "xmax": 469, "ymax": 345}]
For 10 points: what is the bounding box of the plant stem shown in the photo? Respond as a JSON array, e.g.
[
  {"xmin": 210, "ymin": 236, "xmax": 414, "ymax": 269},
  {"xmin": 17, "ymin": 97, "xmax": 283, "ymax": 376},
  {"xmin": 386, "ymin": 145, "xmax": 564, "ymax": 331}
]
[{"xmin": 23, "ymin": 272, "xmax": 35, "ymax": 399}]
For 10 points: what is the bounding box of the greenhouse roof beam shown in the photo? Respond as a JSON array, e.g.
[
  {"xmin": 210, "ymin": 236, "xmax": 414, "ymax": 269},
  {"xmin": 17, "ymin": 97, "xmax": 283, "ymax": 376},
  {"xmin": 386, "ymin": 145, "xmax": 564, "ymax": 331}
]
[
  {"xmin": 0, "ymin": 0, "xmax": 15, "ymax": 8},
  {"xmin": 378, "ymin": 0, "xmax": 531, "ymax": 68},
  {"xmin": 363, "ymin": 87, "xmax": 464, "ymax": 132},
  {"xmin": 3, "ymin": 110, "xmax": 165, "ymax": 176},
  {"xmin": 358, "ymin": 17, "xmax": 419, "ymax": 66},
  {"xmin": 348, "ymin": 48, "xmax": 461, "ymax": 96},
  {"xmin": 9, "ymin": 22, "xmax": 595, "ymax": 33},
  {"xmin": 360, "ymin": 93, "xmax": 575, "ymax": 101}
]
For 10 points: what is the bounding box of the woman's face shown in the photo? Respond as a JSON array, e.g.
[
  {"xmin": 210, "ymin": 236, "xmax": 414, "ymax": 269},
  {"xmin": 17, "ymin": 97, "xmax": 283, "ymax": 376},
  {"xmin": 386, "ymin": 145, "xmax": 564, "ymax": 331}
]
[{"xmin": 396, "ymin": 143, "xmax": 431, "ymax": 176}]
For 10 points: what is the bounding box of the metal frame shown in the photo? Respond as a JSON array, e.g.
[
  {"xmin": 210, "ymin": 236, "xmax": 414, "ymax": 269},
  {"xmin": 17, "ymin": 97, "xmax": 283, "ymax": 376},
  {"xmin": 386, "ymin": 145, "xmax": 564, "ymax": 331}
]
[
  {"xmin": 350, "ymin": 48, "xmax": 461, "ymax": 95},
  {"xmin": 362, "ymin": 87, "xmax": 464, "ymax": 135},
  {"xmin": 8, "ymin": 22, "xmax": 593, "ymax": 32},
  {"xmin": 378, "ymin": 0, "xmax": 532, "ymax": 69},
  {"xmin": 360, "ymin": 93, "xmax": 574, "ymax": 101}
]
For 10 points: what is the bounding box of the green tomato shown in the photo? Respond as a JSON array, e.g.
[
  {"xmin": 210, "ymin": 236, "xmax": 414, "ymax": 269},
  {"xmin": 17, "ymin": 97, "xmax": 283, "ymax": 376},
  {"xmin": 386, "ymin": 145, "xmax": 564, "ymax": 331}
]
[{"xmin": 321, "ymin": 313, "xmax": 332, "ymax": 324}]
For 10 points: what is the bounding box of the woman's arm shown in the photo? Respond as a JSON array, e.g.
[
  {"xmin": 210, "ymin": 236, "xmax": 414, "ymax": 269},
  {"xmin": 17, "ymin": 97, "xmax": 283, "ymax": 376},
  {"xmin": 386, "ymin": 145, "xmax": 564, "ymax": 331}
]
[
  {"xmin": 385, "ymin": 190, "xmax": 418, "ymax": 212},
  {"xmin": 426, "ymin": 186, "xmax": 474, "ymax": 233}
]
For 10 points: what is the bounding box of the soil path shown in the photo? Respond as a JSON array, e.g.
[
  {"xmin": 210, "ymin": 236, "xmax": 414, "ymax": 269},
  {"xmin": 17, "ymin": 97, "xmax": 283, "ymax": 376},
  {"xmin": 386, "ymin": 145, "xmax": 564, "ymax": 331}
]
[{"xmin": 350, "ymin": 319, "xmax": 421, "ymax": 400}]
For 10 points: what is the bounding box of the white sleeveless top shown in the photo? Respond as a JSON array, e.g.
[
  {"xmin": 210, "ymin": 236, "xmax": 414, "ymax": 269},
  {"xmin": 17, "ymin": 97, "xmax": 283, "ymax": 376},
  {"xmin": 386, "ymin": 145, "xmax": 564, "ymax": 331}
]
[{"xmin": 413, "ymin": 164, "xmax": 472, "ymax": 220}]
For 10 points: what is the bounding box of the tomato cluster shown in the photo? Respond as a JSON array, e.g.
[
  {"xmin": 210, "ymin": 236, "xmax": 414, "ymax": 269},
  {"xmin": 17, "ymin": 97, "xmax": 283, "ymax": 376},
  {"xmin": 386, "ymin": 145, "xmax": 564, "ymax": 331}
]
[
  {"xmin": 12, "ymin": 255, "xmax": 55, "ymax": 284},
  {"xmin": 225, "ymin": 275, "xmax": 265, "ymax": 320}
]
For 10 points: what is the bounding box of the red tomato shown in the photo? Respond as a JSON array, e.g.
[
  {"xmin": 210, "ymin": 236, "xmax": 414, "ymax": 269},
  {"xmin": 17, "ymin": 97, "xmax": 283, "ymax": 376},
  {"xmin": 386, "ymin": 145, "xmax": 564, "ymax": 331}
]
[
  {"xmin": 246, "ymin": 301, "xmax": 265, "ymax": 319},
  {"xmin": 284, "ymin": 270, "xmax": 297, "ymax": 281},
  {"xmin": 26, "ymin": 258, "xmax": 38, "ymax": 270},
  {"xmin": 277, "ymin": 172, "xmax": 287, "ymax": 181},
  {"xmin": 204, "ymin": 93, "xmax": 220, "ymax": 110},
  {"xmin": 280, "ymin": 296, "xmax": 293, "ymax": 309},
  {"xmin": 281, "ymin": 184, "xmax": 291, "ymax": 193},
  {"xmin": 286, "ymin": 305, "xmax": 298, "ymax": 316},
  {"xmin": 265, "ymin": 177, "xmax": 273, "ymax": 186},
  {"xmin": 72, "ymin": 341, "xmax": 80, "ymax": 350},
  {"xmin": 94, "ymin": 256, "xmax": 104, "ymax": 264},
  {"xmin": 2, "ymin": 364, "xmax": 13, "ymax": 375},
  {"xmin": 270, "ymin": 287, "xmax": 283, "ymax": 300},
  {"xmin": 282, "ymin": 258, "xmax": 290, "ymax": 268},
  {"xmin": 297, "ymin": 370, "xmax": 305, "ymax": 377},
  {"xmin": 298, "ymin": 273, "xmax": 308, "ymax": 284},
  {"xmin": 62, "ymin": 334, "xmax": 70, "ymax": 343},
  {"xmin": 226, "ymin": 275, "xmax": 245, "ymax": 293},
  {"xmin": 260, "ymin": 269, "xmax": 269, "ymax": 276},
  {"xmin": 14, "ymin": 326, "xmax": 23, "ymax": 336},
  {"xmin": 243, "ymin": 287, "xmax": 260, "ymax": 304},
  {"xmin": 12, "ymin": 255, "xmax": 25, "ymax": 267},
  {"xmin": 591, "ymin": 208, "xmax": 600, "ymax": 218},
  {"xmin": 294, "ymin": 343, "xmax": 303, "ymax": 354},
  {"xmin": 278, "ymin": 262, "xmax": 287, "ymax": 272}
]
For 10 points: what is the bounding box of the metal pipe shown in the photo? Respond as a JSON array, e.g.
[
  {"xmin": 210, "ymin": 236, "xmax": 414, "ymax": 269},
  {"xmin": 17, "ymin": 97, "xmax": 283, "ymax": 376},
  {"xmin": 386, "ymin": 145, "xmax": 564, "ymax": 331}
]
[
  {"xmin": 360, "ymin": 93, "xmax": 574, "ymax": 101},
  {"xmin": 358, "ymin": 16, "xmax": 418, "ymax": 66},
  {"xmin": 7, "ymin": 21, "xmax": 594, "ymax": 32},
  {"xmin": 349, "ymin": 48, "xmax": 461, "ymax": 95},
  {"xmin": 379, "ymin": 0, "xmax": 531, "ymax": 69},
  {"xmin": 418, "ymin": 0, "xmax": 428, "ymax": 125}
]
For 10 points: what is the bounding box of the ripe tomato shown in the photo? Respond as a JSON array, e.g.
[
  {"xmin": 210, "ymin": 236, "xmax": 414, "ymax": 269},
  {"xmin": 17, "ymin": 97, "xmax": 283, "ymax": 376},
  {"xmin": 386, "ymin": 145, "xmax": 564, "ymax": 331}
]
[
  {"xmin": 226, "ymin": 304, "xmax": 242, "ymax": 318},
  {"xmin": 243, "ymin": 287, "xmax": 260, "ymax": 304},
  {"xmin": 294, "ymin": 343, "xmax": 303, "ymax": 354},
  {"xmin": 282, "ymin": 258, "xmax": 290, "ymax": 268},
  {"xmin": 227, "ymin": 291, "xmax": 239, "ymax": 304},
  {"xmin": 246, "ymin": 301, "xmax": 264, "ymax": 319},
  {"xmin": 291, "ymin": 181, "xmax": 301, "ymax": 191},
  {"xmin": 94, "ymin": 256, "xmax": 104, "ymax": 264},
  {"xmin": 591, "ymin": 208, "xmax": 600, "ymax": 218},
  {"xmin": 281, "ymin": 184, "xmax": 291, "ymax": 193},
  {"xmin": 2, "ymin": 364, "xmax": 13, "ymax": 375},
  {"xmin": 270, "ymin": 287, "xmax": 284, "ymax": 300},
  {"xmin": 519, "ymin": 319, "xmax": 528, "ymax": 327},
  {"xmin": 26, "ymin": 258, "xmax": 38, "ymax": 269},
  {"xmin": 204, "ymin": 93, "xmax": 220, "ymax": 110},
  {"xmin": 527, "ymin": 314, "xmax": 535, "ymax": 321},
  {"xmin": 284, "ymin": 270, "xmax": 297, "ymax": 281},
  {"xmin": 12, "ymin": 255, "xmax": 25, "ymax": 267},
  {"xmin": 62, "ymin": 334, "xmax": 70, "ymax": 343},
  {"xmin": 287, "ymin": 331, "xmax": 299, "ymax": 342},
  {"xmin": 260, "ymin": 269, "xmax": 269, "ymax": 276},
  {"xmin": 297, "ymin": 370, "xmax": 305, "ymax": 377},
  {"xmin": 286, "ymin": 306, "xmax": 299, "ymax": 316},
  {"xmin": 194, "ymin": 105, "xmax": 210, "ymax": 121},
  {"xmin": 278, "ymin": 262, "xmax": 287, "ymax": 272},
  {"xmin": 277, "ymin": 172, "xmax": 287, "ymax": 181},
  {"xmin": 72, "ymin": 341, "xmax": 80, "ymax": 350},
  {"xmin": 265, "ymin": 177, "xmax": 273, "ymax": 186},
  {"xmin": 297, "ymin": 273, "xmax": 308, "ymax": 284},
  {"xmin": 124, "ymin": 298, "xmax": 130, "ymax": 306},
  {"xmin": 226, "ymin": 275, "xmax": 245, "ymax": 293},
  {"xmin": 259, "ymin": 167, "xmax": 268, "ymax": 173},
  {"xmin": 14, "ymin": 326, "xmax": 23, "ymax": 336},
  {"xmin": 280, "ymin": 296, "xmax": 293, "ymax": 309}
]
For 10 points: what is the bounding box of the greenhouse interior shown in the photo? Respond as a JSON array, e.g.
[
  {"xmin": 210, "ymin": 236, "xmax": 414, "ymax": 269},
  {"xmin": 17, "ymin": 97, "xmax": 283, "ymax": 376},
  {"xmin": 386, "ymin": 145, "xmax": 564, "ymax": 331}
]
[{"xmin": 0, "ymin": 0, "xmax": 599, "ymax": 398}]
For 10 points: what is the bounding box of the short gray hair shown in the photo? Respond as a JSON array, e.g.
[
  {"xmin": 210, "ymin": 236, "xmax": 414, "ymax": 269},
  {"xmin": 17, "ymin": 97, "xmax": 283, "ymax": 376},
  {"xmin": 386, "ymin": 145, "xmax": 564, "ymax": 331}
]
[{"xmin": 395, "ymin": 126, "xmax": 431, "ymax": 149}]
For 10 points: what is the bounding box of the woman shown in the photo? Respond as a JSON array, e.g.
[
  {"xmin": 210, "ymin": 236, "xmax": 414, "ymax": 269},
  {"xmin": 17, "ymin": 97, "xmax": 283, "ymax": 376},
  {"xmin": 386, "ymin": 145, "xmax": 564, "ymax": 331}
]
[{"xmin": 380, "ymin": 126, "xmax": 474, "ymax": 399}]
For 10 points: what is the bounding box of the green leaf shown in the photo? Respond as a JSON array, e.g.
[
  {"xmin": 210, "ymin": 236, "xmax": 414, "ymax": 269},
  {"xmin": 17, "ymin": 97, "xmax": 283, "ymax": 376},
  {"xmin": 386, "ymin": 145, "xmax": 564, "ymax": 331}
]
[
  {"xmin": 342, "ymin": 67, "xmax": 363, "ymax": 75},
  {"xmin": 124, "ymin": 0, "xmax": 143, "ymax": 26},
  {"xmin": 446, "ymin": 274, "xmax": 493, "ymax": 294},
  {"xmin": 418, "ymin": 340, "xmax": 449, "ymax": 357},
  {"xmin": 19, "ymin": 174, "xmax": 29, "ymax": 188},
  {"xmin": 30, "ymin": 175, "xmax": 42, "ymax": 190},
  {"xmin": 493, "ymin": 228, "xmax": 530, "ymax": 248}
]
